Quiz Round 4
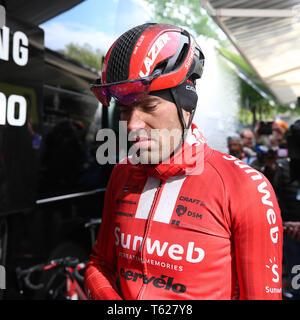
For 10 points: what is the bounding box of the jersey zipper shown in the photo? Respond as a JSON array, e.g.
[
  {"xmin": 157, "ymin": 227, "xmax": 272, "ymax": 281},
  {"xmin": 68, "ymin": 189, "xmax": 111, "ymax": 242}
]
[{"xmin": 137, "ymin": 178, "xmax": 163, "ymax": 300}]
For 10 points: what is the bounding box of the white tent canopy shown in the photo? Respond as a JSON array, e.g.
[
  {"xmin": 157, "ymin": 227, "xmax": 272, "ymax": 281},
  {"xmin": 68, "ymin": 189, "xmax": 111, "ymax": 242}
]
[{"xmin": 201, "ymin": 0, "xmax": 300, "ymax": 106}]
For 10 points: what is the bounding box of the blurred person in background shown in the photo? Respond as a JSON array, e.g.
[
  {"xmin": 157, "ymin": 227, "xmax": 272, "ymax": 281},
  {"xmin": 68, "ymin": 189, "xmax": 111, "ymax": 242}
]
[
  {"xmin": 272, "ymin": 120, "xmax": 289, "ymax": 148},
  {"xmin": 284, "ymin": 222, "xmax": 300, "ymax": 242},
  {"xmin": 240, "ymin": 128, "xmax": 257, "ymax": 160},
  {"xmin": 227, "ymin": 134, "xmax": 243, "ymax": 159},
  {"xmin": 254, "ymin": 119, "xmax": 300, "ymax": 300},
  {"xmin": 227, "ymin": 134, "xmax": 256, "ymax": 165},
  {"xmin": 240, "ymin": 128, "xmax": 255, "ymax": 150},
  {"xmin": 252, "ymin": 119, "xmax": 289, "ymax": 173},
  {"xmin": 255, "ymin": 119, "xmax": 288, "ymax": 149}
]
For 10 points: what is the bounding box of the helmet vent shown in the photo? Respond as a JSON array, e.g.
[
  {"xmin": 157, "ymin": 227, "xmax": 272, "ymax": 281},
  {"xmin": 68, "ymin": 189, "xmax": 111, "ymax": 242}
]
[
  {"xmin": 174, "ymin": 43, "xmax": 189, "ymax": 70},
  {"xmin": 106, "ymin": 23, "xmax": 154, "ymax": 83}
]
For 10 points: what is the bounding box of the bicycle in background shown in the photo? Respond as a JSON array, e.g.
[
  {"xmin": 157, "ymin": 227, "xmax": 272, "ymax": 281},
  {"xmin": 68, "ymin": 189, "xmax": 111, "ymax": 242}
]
[
  {"xmin": 16, "ymin": 256, "xmax": 87, "ymax": 300},
  {"xmin": 15, "ymin": 217, "xmax": 101, "ymax": 300}
]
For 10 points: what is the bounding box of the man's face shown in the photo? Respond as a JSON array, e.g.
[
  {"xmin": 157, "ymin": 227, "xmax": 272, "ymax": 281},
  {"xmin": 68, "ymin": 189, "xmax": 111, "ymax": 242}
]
[
  {"xmin": 241, "ymin": 130, "xmax": 254, "ymax": 148},
  {"xmin": 272, "ymin": 121, "xmax": 287, "ymax": 141},
  {"xmin": 119, "ymin": 95, "xmax": 190, "ymax": 164},
  {"xmin": 228, "ymin": 140, "xmax": 243, "ymax": 157}
]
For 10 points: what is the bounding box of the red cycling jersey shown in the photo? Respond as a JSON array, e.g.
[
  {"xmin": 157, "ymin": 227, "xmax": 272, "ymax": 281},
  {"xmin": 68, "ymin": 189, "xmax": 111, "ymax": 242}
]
[{"xmin": 84, "ymin": 125, "xmax": 283, "ymax": 300}]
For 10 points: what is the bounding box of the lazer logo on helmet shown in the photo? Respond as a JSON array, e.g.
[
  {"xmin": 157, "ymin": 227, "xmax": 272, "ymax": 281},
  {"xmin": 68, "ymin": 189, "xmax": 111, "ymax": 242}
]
[
  {"xmin": 139, "ymin": 33, "xmax": 171, "ymax": 78},
  {"xmin": 114, "ymin": 227, "xmax": 205, "ymax": 263}
]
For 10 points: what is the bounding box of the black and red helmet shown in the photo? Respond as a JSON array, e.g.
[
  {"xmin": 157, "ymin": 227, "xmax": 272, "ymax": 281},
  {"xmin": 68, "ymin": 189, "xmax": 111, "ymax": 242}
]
[{"xmin": 91, "ymin": 23, "xmax": 205, "ymax": 108}]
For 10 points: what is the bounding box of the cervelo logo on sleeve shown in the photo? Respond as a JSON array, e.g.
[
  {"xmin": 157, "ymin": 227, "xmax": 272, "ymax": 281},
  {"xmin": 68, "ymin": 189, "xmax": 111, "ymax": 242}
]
[
  {"xmin": 222, "ymin": 155, "xmax": 280, "ymax": 244},
  {"xmin": 139, "ymin": 33, "xmax": 171, "ymax": 78},
  {"xmin": 114, "ymin": 227, "xmax": 205, "ymax": 263}
]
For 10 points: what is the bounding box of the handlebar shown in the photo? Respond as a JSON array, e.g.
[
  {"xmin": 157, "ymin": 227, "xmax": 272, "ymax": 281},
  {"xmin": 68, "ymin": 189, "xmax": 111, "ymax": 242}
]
[
  {"xmin": 72, "ymin": 262, "xmax": 85, "ymax": 283},
  {"xmin": 84, "ymin": 218, "xmax": 102, "ymax": 247},
  {"xmin": 16, "ymin": 264, "xmax": 45, "ymax": 291},
  {"xmin": 16, "ymin": 257, "xmax": 86, "ymax": 292},
  {"xmin": 84, "ymin": 218, "xmax": 102, "ymax": 229}
]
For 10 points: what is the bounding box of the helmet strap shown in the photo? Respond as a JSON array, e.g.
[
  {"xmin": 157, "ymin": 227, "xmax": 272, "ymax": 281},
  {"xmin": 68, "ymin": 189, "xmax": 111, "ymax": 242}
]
[{"xmin": 170, "ymin": 87, "xmax": 190, "ymax": 142}]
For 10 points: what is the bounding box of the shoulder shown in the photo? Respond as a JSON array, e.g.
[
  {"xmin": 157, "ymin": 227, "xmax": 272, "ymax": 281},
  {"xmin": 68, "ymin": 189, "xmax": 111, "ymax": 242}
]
[
  {"xmin": 206, "ymin": 150, "xmax": 257, "ymax": 179},
  {"xmin": 208, "ymin": 151, "xmax": 281, "ymax": 236},
  {"xmin": 206, "ymin": 150, "xmax": 271, "ymax": 195}
]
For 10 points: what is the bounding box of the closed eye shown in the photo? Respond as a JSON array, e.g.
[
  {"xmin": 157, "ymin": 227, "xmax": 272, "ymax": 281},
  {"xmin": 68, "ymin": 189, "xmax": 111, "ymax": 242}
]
[{"xmin": 143, "ymin": 105, "xmax": 157, "ymax": 111}]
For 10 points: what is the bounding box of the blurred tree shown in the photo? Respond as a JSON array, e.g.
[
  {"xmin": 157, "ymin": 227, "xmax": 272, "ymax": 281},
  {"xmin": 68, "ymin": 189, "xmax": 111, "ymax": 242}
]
[
  {"xmin": 59, "ymin": 43, "xmax": 103, "ymax": 71},
  {"xmin": 218, "ymin": 47, "xmax": 300, "ymax": 125},
  {"xmin": 144, "ymin": 0, "xmax": 228, "ymax": 45}
]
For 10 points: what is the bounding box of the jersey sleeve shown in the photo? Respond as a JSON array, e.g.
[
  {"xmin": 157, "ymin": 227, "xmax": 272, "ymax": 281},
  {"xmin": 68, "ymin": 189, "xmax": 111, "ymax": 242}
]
[
  {"xmin": 227, "ymin": 163, "xmax": 283, "ymax": 299},
  {"xmin": 84, "ymin": 165, "xmax": 123, "ymax": 300}
]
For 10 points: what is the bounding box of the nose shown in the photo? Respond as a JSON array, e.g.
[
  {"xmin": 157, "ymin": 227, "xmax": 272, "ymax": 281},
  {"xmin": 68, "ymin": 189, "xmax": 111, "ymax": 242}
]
[{"xmin": 126, "ymin": 108, "xmax": 146, "ymax": 133}]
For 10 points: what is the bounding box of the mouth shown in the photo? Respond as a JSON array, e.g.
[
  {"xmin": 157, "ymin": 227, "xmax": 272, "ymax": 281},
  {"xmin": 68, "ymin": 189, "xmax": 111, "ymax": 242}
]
[{"xmin": 131, "ymin": 136, "xmax": 154, "ymax": 149}]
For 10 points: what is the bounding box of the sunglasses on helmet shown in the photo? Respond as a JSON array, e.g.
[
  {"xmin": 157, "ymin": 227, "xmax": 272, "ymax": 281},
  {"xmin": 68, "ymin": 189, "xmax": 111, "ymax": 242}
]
[{"xmin": 90, "ymin": 70, "xmax": 162, "ymax": 106}]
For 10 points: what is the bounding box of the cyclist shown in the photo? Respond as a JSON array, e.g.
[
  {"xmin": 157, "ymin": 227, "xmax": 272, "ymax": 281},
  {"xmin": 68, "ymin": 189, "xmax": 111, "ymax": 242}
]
[{"xmin": 84, "ymin": 23, "xmax": 283, "ymax": 300}]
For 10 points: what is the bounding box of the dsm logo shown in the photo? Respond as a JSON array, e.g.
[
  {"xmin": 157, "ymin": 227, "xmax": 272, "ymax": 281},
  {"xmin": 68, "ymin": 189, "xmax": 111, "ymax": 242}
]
[{"xmin": 176, "ymin": 205, "xmax": 187, "ymax": 217}]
